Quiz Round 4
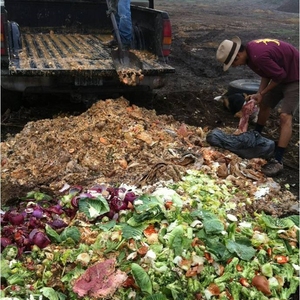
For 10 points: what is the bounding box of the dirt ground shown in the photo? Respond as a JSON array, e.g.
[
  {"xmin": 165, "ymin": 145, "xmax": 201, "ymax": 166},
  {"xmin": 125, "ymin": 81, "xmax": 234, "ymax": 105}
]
[
  {"xmin": 155, "ymin": 0, "xmax": 299, "ymax": 197},
  {"xmin": 154, "ymin": 0, "xmax": 300, "ymax": 199},
  {"xmin": 1, "ymin": 0, "xmax": 299, "ymax": 208}
]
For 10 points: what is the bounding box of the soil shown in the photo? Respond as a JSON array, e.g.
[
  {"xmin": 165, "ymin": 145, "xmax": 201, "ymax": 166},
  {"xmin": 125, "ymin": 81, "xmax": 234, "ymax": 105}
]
[{"xmin": 1, "ymin": 0, "xmax": 299, "ymax": 214}]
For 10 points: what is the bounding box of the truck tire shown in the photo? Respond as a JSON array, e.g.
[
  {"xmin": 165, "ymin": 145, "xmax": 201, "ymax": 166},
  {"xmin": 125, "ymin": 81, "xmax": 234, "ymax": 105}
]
[{"xmin": 228, "ymin": 79, "xmax": 260, "ymax": 96}]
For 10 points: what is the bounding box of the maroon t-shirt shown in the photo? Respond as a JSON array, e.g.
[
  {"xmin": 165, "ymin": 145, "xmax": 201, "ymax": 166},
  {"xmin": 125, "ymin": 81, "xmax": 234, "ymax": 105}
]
[{"xmin": 246, "ymin": 39, "xmax": 299, "ymax": 83}]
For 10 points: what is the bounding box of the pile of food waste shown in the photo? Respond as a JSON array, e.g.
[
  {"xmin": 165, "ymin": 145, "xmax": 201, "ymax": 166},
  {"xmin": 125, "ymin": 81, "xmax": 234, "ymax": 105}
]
[{"xmin": 1, "ymin": 97, "xmax": 299, "ymax": 299}]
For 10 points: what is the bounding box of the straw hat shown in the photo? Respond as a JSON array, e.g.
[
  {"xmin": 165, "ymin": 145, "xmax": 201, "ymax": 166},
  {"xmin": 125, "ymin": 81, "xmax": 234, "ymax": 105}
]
[{"xmin": 216, "ymin": 36, "xmax": 241, "ymax": 71}]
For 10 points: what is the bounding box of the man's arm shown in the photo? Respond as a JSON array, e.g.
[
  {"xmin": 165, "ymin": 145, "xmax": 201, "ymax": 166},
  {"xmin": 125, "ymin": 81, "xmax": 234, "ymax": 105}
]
[{"xmin": 250, "ymin": 77, "xmax": 279, "ymax": 103}]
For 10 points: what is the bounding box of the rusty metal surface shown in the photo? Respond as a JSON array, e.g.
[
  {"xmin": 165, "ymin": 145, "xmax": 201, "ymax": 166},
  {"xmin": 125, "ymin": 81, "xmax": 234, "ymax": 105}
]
[{"xmin": 9, "ymin": 32, "xmax": 175, "ymax": 76}]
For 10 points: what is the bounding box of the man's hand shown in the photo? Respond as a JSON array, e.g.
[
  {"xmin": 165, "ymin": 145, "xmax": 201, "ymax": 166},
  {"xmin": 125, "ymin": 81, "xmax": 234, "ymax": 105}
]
[
  {"xmin": 245, "ymin": 94, "xmax": 252, "ymax": 101},
  {"xmin": 247, "ymin": 92, "xmax": 263, "ymax": 104}
]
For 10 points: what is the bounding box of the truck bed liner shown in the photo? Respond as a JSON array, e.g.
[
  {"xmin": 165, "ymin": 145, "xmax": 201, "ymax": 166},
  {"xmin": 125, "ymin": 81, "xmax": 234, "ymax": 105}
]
[{"xmin": 10, "ymin": 32, "xmax": 175, "ymax": 76}]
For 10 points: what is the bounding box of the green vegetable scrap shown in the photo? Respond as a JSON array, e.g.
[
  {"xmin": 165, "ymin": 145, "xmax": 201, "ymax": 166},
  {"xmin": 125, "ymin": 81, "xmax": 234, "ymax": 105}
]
[
  {"xmin": 1, "ymin": 172, "xmax": 299, "ymax": 299},
  {"xmin": 78, "ymin": 196, "xmax": 110, "ymax": 220},
  {"xmin": 131, "ymin": 263, "xmax": 153, "ymax": 295}
]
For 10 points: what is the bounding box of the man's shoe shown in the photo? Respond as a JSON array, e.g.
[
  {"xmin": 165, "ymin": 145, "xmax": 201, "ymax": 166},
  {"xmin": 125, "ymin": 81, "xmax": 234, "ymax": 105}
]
[
  {"xmin": 261, "ymin": 159, "xmax": 283, "ymax": 177},
  {"xmin": 103, "ymin": 39, "xmax": 118, "ymax": 48}
]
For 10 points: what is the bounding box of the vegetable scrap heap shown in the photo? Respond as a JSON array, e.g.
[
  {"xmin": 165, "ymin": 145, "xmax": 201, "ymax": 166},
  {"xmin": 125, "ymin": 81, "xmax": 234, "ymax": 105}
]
[
  {"xmin": 1, "ymin": 97, "xmax": 299, "ymax": 299},
  {"xmin": 1, "ymin": 177, "xmax": 299, "ymax": 300}
]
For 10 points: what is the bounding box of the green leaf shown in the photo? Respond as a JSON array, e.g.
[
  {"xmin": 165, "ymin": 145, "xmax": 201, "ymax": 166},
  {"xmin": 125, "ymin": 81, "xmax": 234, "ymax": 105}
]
[
  {"xmin": 97, "ymin": 220, "xmax": 116, "ymax": 231},
  {"xmin": 60, "ymin": 249, "xmax": 73, "ymax": 265},
  {"xmin": 165, "ymin": 225, "xmax": 184, "ymax": 248},
  {"xmin": 287, "ymin": 215, "xmax": 300, "ymax": 226},
  {"xmin": 226, "ymin": 238, "xmax": 256, "ymax": 261},
  {"xmin": 205, "ymin": 238, "xmax": 228, "ymax": 260},
  {"xmin": 45, "ymin": 224, "xmax": 62, "ymax": 243},
  {"xmin": 40, "ymin": 287, "xmax": 67, "ymax": 300},
  {"xmin": 131, "ymin": 263, "xmax": 153, "ymax": 295},
  {"xmin": 46, "ymin": 225, "xmax": 80, "ymax": 244},
  {"xmin": 120, "ymin": 223, "xmax": 146, "ymax": 240},
  {"xmin": 1, "ymin": 245, "xmax": 18, "ymax": 260},
  {"xmin": 61, "ymin": 265, "xmax": 84, "ymax": 283},
  {"xmin": 203, "ymin": 218, "xmax": 224, "ymax": 235},
  {"xmin": 78, "ymin": 196, "xmax": 110, "ymax": 220},
  {"xmin": 7, "ymin": 273, "xmax": 26, "ymax": 285},
  {"xmin": 134, "ymin": 195, "xmax": 163, "ymax": 214},
  {"xmin": 129, "ymin": 195, "xmax": 164, "ymax": 225},
  {"xmin": 172, "ymin": 234, "xmax": 183, "ymax": 256},
  {"xmin": 145, "ymin": 293, "xmax": 167, "ymax": 300},
  {"xmin": 60, "ymin": 226, "xmax": 81, "ymax": 243},
  {"xmin": 24, "ymin": 191, "xmax": 52, "ymax": 201},
  {"xmin": 259, "ymin": 212, "xmax": 296, "ymax": 229},
  {"xmin": 103, "ymin": 240, "xmax": 121, "ymax": 254},
  {"xmin": 198, "ymin": 210, "xmax": 225, "ymax": 235},
  {"xmin": 0, "ymin": 259, "xmax": 10, "ymax": 279}
]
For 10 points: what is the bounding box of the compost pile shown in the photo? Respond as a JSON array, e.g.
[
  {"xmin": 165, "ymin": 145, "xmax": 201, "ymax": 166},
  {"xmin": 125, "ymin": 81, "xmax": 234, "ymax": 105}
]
[
  {"xmin": 1, "ymin": 97, "xmax": 298, "ymax": 216},
  {"xmin": 1, "ymin": 97, "xmax": 300, "ymax": 300}
]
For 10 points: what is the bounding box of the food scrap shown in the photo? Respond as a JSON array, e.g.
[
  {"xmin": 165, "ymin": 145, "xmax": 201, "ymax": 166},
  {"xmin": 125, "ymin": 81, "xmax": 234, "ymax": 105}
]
[{"xmin": 117, "ymin": 68, "xmax": 144, "ymax": 86}]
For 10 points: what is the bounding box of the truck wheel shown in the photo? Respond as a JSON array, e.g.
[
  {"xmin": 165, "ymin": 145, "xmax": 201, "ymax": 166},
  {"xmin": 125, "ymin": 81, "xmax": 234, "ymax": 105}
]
[{"xmin": 227, "ymin": 79, "xmax": 260, "ymax": 95}]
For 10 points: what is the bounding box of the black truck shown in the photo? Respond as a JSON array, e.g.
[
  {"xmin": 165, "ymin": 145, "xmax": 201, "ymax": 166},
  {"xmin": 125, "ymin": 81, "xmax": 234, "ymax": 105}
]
[{"xmin": 1, "ymin": 0, "xmax": 175, "ymax": 102}]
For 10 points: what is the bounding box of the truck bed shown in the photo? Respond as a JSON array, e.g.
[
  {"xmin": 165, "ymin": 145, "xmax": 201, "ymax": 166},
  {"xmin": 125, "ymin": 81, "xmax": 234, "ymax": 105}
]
[
  {"xmin": 3, "ymin": 0, "xmax": 175, "ymax": 92},
  {"xmin": 10, "ymin": 31, "xmax": 175, "ymax": 76}
]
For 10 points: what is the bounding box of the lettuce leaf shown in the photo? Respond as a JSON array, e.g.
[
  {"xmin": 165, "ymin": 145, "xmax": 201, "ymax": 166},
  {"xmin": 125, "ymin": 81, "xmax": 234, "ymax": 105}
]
[
  {"xmin": 201, "ymin": 211, "xmax": 225, "ymax": 235},
  {"xmin": 78, "ymin": 196, "xmax": 110, "ymax": 220},
  {"xmin": 259, "ymin": 212, "xmax": 298, "ymax": 229},
  {"xmin": 145, "ymin": 293, "xmax": 168, "ymax": 300},
  {"xmin": 46, "ymin": 225, "xmax": 80, "ymax": 244},
  {"xmin": 226, "ymin": 238, "xmax": 256, "ymax": 261},
  {"xmin": 40, "ymin": 287, "xmax": 66, "ymax": 300},
  {"xmin": 120, "ymin": 223, "xmax": 147, "ymax": 240},
  {"xmin": 0, "ymin": 259, "xmax": 10, "ymax": 279},
  {"xmin": 60, "ymin": 227, "xmax": 81, "ymax": 243},
  {"xmin": 127, "ymin": 195, "xmax": 164, "ymax": 225},
  {"xmin": 131, "ymin": 263, "xmax": 153, "ymax": 295}
]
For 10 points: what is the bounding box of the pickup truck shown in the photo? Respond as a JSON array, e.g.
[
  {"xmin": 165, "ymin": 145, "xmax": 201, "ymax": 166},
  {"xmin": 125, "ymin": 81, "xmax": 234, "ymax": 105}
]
[{"xmin": 1, "ymin": 0, "xmax": 175, "ymax": 103}]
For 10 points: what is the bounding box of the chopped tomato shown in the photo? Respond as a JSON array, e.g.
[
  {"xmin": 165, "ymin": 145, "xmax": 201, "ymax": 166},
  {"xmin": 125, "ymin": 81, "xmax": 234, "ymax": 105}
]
[
  {"xmin": 122, "ymin": 276, "xmax": 139, "ymax": 289},
  {"xmin": 143, "ymin": 224, "xmax": 157, "ymax": 236},
  {"xmin": 236, "ymin": 264, "xmax": 243, "ymax": 272},
  {"xmin": 275, "ymin": 255, "xmax": 289, "ymax": 264},
  {"xmin": 186, "ymin": 266, "xmax": 198, "ymax": 277},
  {"xmin": 204, "ymin": 252, "xmax": 214, "ymax": 263},
  {"xmin": 164, "ymin": 201, "xmax": 173, "ymax": 209},
  {"xmin": 239, "ymin": 278, "xmax": 250, "ymax": 287},
  {"xmin": 207, "ymin": 283, "xmax": 220, "ymax": 295},
  {"xmin": 191, "ymin": 237, "xmax": 200, "ymax": 247},
  {"xmin": 137, "ymin": 245, "xmax": 149, "ymax": 256}
]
